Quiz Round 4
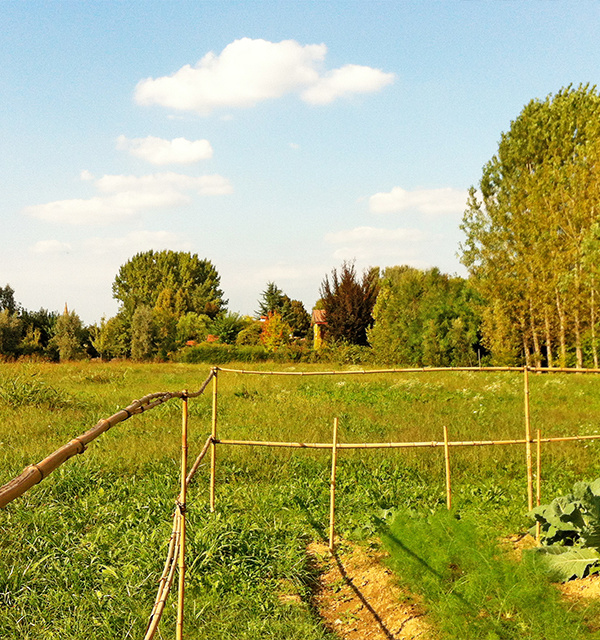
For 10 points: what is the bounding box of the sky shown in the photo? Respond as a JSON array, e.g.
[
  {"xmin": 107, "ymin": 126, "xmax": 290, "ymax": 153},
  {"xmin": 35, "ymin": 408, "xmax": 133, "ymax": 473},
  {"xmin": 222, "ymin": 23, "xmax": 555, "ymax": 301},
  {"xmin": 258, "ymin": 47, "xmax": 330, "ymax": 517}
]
[{"xmin": 2, "ymin": 1, "xmax": 600, "ymax": 324}]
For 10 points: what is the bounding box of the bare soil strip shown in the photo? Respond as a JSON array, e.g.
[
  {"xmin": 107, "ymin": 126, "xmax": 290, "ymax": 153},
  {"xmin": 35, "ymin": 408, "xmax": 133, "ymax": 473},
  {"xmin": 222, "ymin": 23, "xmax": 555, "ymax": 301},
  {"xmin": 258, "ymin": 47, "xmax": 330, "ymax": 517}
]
[{"xmin": 307, "ymin": 541, "xmax": 432, "ymax": 640}]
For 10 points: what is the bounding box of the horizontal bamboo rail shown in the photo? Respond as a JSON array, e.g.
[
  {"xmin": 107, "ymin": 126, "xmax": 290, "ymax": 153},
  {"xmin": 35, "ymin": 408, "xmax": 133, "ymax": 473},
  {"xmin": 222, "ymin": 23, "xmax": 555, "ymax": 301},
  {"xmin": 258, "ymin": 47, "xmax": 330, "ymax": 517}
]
[
  {"xmin": 215, "ymin": 434, "xmax": 600, "ymax": 450},
  {"xmin": 0, "ymin": 371, "xmax": 215, "ymax": 509},
  {"xmin": 216, "ymin": 365, "xmax": 523, "ymax": 376}
]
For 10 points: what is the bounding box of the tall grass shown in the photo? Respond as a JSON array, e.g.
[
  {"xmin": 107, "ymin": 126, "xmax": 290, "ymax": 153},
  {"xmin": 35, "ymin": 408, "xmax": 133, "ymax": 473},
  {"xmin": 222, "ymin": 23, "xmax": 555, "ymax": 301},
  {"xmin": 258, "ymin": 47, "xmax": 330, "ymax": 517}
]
[
  {"xmin": 381, "ymin": 510, "xmax": 600, "ymax": 639},
  {"xmin": 2, "ymin": 362, "xmax": 600, "ymax": 638}
]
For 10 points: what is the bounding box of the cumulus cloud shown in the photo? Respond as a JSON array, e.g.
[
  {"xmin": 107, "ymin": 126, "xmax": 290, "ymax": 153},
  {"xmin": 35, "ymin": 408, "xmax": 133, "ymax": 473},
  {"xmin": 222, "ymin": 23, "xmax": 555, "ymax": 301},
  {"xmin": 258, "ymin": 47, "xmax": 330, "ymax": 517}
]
[
  {"xmin": 369, "ymin": 186, "xmax": 468, "ymax": 215},
  {"xmin": 325, "ymin": 226, "xmax": 427, "ymax": 262},
  {"xmin": 301, "ymin": 64, "xmax": 395, "ymax": 105},
  {"xmin": 23, "ymin": 171, "xmax": 232, "ymax": 225},
  {"xmin": 135, "ymin": 38, "xmax": 395, "ymax": 114},
  {"xmin": 117, "ymin": 135, "xmax": 213, "ymax": 165},
  {"xmin": 84, "ymin": 230, "xmax": 191, "ymax": 255},
  {"xmin": 30, "ymin": 239, "xmax": 72, "ymax": 254}
]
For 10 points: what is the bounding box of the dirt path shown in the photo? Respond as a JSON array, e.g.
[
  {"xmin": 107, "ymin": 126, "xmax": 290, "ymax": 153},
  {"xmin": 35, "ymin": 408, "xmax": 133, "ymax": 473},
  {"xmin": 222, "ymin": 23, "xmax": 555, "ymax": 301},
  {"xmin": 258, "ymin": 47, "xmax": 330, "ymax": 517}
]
[{"xmin": 307, "ymin": 541, "xmax": 432, "ymax": 640}]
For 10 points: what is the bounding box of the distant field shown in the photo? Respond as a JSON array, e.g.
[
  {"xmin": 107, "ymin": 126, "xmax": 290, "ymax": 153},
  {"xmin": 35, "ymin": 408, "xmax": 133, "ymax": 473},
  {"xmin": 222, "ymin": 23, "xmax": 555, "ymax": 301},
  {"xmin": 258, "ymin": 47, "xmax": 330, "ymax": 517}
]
[{"xmin": 2, "ymin": 361, "xmax": 600, "ymax": 639}]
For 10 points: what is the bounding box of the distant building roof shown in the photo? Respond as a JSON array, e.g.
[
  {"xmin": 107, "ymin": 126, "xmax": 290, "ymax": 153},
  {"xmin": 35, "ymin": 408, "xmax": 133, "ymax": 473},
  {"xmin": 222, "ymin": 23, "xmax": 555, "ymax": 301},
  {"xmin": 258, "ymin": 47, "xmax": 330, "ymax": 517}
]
[{"xmin": 312, "ymin": 309, "xmax": 327, "ymax": 325}]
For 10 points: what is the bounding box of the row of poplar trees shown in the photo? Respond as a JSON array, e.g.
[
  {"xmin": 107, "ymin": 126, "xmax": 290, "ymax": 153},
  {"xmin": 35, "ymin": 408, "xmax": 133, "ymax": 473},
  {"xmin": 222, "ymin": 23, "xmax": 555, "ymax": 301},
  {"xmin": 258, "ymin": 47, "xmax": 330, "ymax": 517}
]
[{"xmin": 460, "ymin": 84, "xmax": 600, "ymax": 368}]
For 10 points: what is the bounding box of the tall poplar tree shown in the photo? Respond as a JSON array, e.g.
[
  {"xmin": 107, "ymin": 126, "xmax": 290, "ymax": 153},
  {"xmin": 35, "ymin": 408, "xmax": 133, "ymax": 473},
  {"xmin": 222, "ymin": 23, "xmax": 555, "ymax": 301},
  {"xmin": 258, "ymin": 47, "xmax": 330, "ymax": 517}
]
[{"xmin": 460, "ymin": 85, "xmax": 600, "ymax": 367}]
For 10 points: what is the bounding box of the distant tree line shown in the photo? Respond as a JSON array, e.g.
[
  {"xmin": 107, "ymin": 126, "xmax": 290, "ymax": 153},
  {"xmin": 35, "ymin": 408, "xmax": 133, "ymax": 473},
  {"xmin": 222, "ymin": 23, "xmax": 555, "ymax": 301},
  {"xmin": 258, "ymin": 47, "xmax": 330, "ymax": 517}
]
[{"xmin": 3, "ymin": 85, "xmax": 598, "ymax": 368}]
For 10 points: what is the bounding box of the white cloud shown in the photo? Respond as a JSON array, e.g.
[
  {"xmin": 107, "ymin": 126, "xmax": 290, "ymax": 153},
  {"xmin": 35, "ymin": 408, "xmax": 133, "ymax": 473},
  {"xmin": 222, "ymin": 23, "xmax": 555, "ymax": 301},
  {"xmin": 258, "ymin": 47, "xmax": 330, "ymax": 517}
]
[
  {"xmin": 369, "ymin": 186, "xmax": 468, "ymax": 215},
  {"xmin": 116, "ymin": 135, "xmax": 213, "ymax": 165},
  {"xmin": 23, "ymin": 171, "xmax": 232, "ymax": 225},
  {"xmin": 80, "ymin": 170, "xmax": 94, "ymax": 181},
  {"xmin": 135, "ymin": 38, "xmax": 394, "ymax": 114},
  {"xmin": 301, "ymin": 64, "xmax": 394, "ymax": 105},
  {"xmin": 325, "ymin": 226, "xmax": 427, "ymax": 262},
  {"xmin": 84, "ymin": 230, "xmax": 191, "ymax": 255},
  {"xmin": 30, "ymin": 239, "xmax": 72, "ymax": 254}
]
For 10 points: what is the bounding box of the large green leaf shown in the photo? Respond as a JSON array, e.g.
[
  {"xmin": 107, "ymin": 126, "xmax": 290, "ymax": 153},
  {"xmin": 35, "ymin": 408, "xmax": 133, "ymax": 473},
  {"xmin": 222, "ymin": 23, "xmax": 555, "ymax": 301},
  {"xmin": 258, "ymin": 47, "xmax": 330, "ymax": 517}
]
[{"xmin": 531, "ymin": 546, "xmax": 600, "ymax": 581}]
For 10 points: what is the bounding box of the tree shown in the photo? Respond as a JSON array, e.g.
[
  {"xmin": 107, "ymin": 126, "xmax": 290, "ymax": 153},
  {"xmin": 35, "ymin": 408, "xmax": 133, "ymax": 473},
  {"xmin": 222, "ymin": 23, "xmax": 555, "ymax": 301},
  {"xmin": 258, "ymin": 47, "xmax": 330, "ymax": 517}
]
[
  {"xmin": 0, "ymin": 284, "xmax": 18, "ymax": 314},
  {"xmin": 50, "ymin": 309, "xmax": 86, "ymax": 361},
  {"xmin": 256, "ymin": 282, "xmax": 285, "ymax": 317},
  {"xmin": 367, "ymin": 266, "xmax": 481, "ymax": 366},
  {"xmin": 130, "ymin": 306, "xmax": 155, "ymax": 361},
  {"xmin": 209, "ymin": 312, "xmax": 250, "ymax": 344},
  {"xmin": 460, "ymin": 85, "xmax": 600, "ymax": 367},
  {"xmin": 260, "ymin": 312, "xmax": 291, "ymax": 352},
  {"xmin": 176, "ymin": 312, "xmax": 211, "ymax": 345},
  {"xmin": 92, "ymin": 314, "xmax": 130, "ymax": 360},
  {"xmin": 320, "ymin": 261, "xmax": 379, "ymax": 346},
  {"xmin": 0, "ymin": 309, "xmax": 22, "ymax": 357},
  {"xmin": 256, "ymin": 282, "xmax": 311, "ymax": 338},
  {"xmin": 113, "ymin": 250, "xmax": 226, "ymax": 320}
]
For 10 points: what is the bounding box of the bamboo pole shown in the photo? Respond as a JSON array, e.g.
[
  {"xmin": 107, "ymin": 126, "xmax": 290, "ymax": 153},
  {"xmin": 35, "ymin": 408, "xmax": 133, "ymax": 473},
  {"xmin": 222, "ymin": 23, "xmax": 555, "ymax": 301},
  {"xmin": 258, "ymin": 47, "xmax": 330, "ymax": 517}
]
[
  {"xmin": 329, "ymin": 417, "xmax": 339, "ymax": 553},
  {"xmin": 176, "ymin": 394, "xmax": 188, "ymax": 640},
  {"xmin": 443, "ymin": 426, "xmax": 452, "ymax": 510},
  {"xmin": 185, "ymin": 434, "xmax": 214, "ymax": 487},
  {"xmin": 144, "ymin": 512, "xmax": 181, "ymax": 640},
  {"xmin": 214, "ymin": 434, "xmax": 600, "ymax": 449},
  {"xmin": 0, "ymin": 371, "xmax": 215, "ymax": 509},
  {"xmin": 524, "ymin": 366, "xmax": 534, "ymax": 511},
  {"xmin": 536, "ymin": 428, "xmax": 542, "ymax": 543},
  {"xmin": 216, "ymin": 366, "xmax": 523, "ymax": 376},
  {"xmin": 210, "ymin": 368, "xmax": 218, "ymax": 513}
]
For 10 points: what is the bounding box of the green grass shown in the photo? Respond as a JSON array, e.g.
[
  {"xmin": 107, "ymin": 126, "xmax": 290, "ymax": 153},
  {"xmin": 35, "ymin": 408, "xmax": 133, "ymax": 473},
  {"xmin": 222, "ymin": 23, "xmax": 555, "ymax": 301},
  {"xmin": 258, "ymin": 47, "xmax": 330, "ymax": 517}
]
[
  {"xmin": 381, "ymin": 509, "xmax": 600, "ymax": 639},
  {"xmin": 2, "ymin": 362, "xmax": 600, "ymax": 638}
]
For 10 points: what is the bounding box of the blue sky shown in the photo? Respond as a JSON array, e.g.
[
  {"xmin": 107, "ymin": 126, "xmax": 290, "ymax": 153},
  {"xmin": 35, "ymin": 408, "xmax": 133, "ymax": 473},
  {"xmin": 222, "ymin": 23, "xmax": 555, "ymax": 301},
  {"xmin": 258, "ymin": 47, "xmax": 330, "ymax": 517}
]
[{"xmin": 2, "ymin": 1, "xmax": 599, "ymax": 323}]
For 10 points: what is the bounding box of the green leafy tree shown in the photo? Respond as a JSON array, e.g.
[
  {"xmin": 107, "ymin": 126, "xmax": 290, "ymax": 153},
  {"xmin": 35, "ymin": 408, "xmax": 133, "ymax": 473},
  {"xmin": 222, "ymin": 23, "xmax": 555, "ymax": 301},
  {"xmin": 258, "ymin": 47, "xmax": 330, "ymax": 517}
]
[
  {"xmin": 130, "ymin": 306, "xmax": 156, "ymax": 361},
  {"xmin": 92, "ymin": 314, "xmax": 130, "ymax": 360},
  {"xmin": 236, "ymin": 320, "xmax": 263, "ymax": 346},
  {"xmin": 50, "ymin": 310, "xmax": 86, "ymax": 361},
  {"xmin": 0, "ymin": 284, "xmax": 18, "ymax": 314},
  {"xmin": 281, "ymin": 298, "xmax": 311, "ymax": 338},
  {"xmin": 209, "ymin": 312, "xmax": 249, "ymax": 344},
  {"xmin": 176, "ymin": 312, "xmax": 211, "ymax": 345},
  {"xmin": 113, "ymin": 250, "xmax": 226, "ymax": 320},
  {"xmin": 460, "ymin": 84, "xmax": 600, "ymax": 367},
  {"xmin": 0, "ymin": 310, "xmax": 22, "ymax": 357},
  {"xmin": 320, "ymin": 261, "xmax": 379, "ymax": 346},
  {"xmin": 368, "ymin": 266, "xmax": 481, "ymax": 366}
]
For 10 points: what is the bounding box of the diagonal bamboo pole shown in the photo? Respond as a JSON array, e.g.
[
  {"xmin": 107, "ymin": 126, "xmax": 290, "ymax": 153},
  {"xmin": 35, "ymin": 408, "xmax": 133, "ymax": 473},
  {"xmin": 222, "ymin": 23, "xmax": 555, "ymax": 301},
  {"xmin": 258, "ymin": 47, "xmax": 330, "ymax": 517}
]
[
  {"xmin": 144, "ymin": 512, "xmax": 181, "ymax": 640},
  {"xmin": 524, "ymin": 366, "xmax": 534, "ymax": 511},
  {"xmin": 443, "ymin": 425, "xmax": 452, "ymax": 510},
  {"xmin": 0, "ymin": 372, "xmax": 215, "ymax": 509},
  {"xmin": 210, "ymin": 368, "xmax": 218, "ymax": 512},
  {"xmin": 329, "ymin": 417, "xmax": 339, "ymax": 553},
  {"xmin": 176, "ymin": 394, "xmax": 189, "ymax": 640}
]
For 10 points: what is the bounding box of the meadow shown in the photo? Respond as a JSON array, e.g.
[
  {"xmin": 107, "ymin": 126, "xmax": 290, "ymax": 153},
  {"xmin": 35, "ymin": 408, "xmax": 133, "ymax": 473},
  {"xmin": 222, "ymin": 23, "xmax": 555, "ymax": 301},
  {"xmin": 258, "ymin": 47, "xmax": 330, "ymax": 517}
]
[{"xmin": 2, "ymin": 360, "xmax": 600, "ymax": 639}]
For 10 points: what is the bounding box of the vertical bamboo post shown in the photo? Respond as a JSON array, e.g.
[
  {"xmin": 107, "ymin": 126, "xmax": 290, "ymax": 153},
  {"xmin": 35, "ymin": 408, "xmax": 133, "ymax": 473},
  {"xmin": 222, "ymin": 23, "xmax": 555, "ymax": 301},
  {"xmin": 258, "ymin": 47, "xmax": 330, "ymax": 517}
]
[
  {"xmin": 524, "ymin": 366, "xmax": 534, "ymax": 511},
  {"xmin": 536, "ymin": 427, "xmax": 542, "ymax": 543},
  {"xmin": 176, "ymin": 393, "xmax": 188, "ymax": 640},
  {"xmin": 210, "ymin": 368, "xmax": 218, "ymax": 513},
  {"xmin": 329, "ymin": 417, "xmax": 339, "ymax": 553},
  {"xmin": 443, "ymin": 425, "xmax": 452, "ymax": 510}
]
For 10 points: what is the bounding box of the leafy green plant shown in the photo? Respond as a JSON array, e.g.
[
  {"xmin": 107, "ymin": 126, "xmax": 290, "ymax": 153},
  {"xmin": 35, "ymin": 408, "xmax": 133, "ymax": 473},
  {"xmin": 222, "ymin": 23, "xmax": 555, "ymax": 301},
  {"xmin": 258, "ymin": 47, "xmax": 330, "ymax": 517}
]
[{"xmin": 528, "ymin": 478, "xmax": 600, "ymax": 580}]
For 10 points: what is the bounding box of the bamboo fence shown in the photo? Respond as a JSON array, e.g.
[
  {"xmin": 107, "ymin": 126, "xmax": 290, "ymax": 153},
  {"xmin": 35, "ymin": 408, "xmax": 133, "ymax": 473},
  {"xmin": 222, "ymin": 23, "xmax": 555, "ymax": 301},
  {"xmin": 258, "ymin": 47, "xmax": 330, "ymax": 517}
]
[{"xmin": 3, "ymin": 364, "xmax": 600, "ymax": 639}]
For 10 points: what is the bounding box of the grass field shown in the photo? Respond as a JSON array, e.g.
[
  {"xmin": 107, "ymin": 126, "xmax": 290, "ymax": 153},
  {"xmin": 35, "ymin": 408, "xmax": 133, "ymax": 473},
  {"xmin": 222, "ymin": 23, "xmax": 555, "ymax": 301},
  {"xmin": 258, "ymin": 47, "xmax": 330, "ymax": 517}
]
[{"xmin": 2, "ymin": 361, "xmax": 600, "ymax": 638}]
